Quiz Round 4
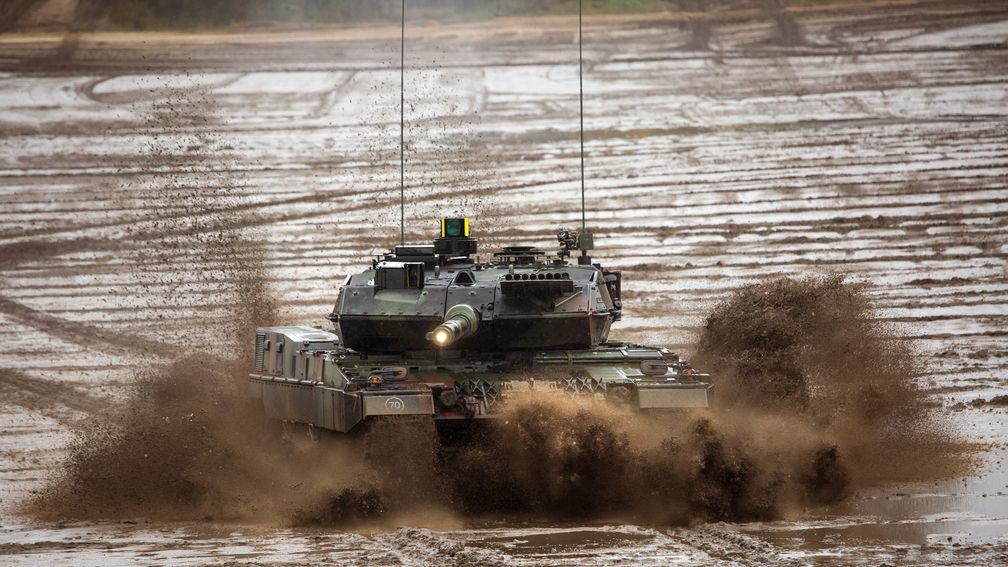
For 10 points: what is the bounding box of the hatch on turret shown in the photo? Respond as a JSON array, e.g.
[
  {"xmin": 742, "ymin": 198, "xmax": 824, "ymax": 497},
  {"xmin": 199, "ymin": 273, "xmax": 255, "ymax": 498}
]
[{"xmin": 375, "ymin": 261, "xmax": 424, "ymax": 290}]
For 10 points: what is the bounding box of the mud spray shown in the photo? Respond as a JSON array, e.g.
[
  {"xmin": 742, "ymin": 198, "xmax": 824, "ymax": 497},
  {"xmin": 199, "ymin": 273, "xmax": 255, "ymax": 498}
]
[
  {"xmin": 22, "ymin": 85, "xmax": 967, "ymax": 527},
  {"xmin": 26, "ymin": 269, "xmax": 969, "ymax": 526}
]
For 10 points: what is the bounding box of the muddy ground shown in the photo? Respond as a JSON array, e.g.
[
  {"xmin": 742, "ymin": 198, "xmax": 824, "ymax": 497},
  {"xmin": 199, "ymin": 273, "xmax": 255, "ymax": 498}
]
[{"xmin": 0, "ymin": 0, "xmax": 1007, "ymax": 564}]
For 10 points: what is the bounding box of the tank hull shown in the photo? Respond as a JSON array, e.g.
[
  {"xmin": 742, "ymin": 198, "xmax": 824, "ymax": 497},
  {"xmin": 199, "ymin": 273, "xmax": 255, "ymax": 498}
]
[{"xmin": 249, "ymin": 326, "xmax": 711, "ymax": 433}]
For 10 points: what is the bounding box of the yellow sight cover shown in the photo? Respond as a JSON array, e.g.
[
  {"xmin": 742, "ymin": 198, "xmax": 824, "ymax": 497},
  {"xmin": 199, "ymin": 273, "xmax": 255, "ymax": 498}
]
[{"xmin": 440, "ymin": 217, "xmax": 469, "ymax": 237}]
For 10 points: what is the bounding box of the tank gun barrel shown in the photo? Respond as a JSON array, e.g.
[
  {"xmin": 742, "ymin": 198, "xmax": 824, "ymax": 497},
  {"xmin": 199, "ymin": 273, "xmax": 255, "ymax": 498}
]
[{"xmin": 426, "ymin": 304, "xmax": 479, "ymax": 348}]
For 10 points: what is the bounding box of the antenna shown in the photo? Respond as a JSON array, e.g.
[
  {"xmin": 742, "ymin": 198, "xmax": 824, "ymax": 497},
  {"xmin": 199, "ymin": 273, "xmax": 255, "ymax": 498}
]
[
  {"xmin": 576, "ymin": 0, "xmax": 593, "ymax": 265},
  {"xmin": 578, "ymin": 0, "xmax": 586, "ymax": 235},
  {"xmin": 399, "ymin": 0, "xmax": 406, "ymax": 245}
]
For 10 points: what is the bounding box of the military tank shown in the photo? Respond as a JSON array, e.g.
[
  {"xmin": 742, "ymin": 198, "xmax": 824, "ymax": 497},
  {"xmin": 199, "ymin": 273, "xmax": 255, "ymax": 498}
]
[{"xmin": 249, "ymin": 218, "xmax": 711, "ymax": 433}]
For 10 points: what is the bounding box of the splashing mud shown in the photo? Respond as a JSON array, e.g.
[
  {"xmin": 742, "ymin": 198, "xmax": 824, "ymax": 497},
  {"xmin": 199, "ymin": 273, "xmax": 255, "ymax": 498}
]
[
  {"xmin": 25, "ymin": 82, "xmax": 293, "ymax": 522},
  {"xmin": 696, "ymin": 274, "xmax": 968, "ymax": 487},
  {"xmin": 28, "ymin": 359, "xmax": 372, "ymax": 522},
  {"xmin": 449, "ymin": 275, "xmax": 966, "ymax": 523},
  {"xmin": 440, "ymin": 274, "xmax": 967, "ymax": 523},
  {"xmin": 25, "ymin": 270, "xmax": 967, "ymax": 526},
  {"xmin": 442, "ymin": 393, "xmax": 850, "ymax": 523}
]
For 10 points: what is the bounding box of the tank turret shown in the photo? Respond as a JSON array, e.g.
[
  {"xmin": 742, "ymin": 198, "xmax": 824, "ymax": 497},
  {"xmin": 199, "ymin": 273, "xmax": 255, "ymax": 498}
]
[{"xmin": 329, "ymin": 218, "xmax": 621, "ymax": 353}]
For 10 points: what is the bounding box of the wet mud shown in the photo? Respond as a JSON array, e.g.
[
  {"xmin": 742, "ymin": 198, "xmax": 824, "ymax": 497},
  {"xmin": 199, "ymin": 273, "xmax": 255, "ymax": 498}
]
[
  {"xmin": 1, "ymin": 0, "xmax": 1007, "ymax": 564},
  {"xmin": 698, "ymin": 274, "xmax": 968, "ymax": 486}
]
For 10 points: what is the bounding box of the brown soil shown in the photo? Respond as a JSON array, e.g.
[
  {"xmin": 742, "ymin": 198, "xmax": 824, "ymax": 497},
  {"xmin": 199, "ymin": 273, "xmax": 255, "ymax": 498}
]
[{"xmin": 1, "ymin": 0, "xmax": 1006, "ymax": 563}]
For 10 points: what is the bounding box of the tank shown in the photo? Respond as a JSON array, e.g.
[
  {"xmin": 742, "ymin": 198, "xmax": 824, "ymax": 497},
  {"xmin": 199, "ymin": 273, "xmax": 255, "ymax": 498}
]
[{"xmin": 248, "ymin": 218, "xmax": 711, "ymax": 433}]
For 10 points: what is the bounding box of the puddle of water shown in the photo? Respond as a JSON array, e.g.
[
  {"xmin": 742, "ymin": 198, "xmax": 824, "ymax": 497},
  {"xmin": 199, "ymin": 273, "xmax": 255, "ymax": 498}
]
[{"xmin": 478, "ymin": 528, "xmax": 653, "ymax": 553}]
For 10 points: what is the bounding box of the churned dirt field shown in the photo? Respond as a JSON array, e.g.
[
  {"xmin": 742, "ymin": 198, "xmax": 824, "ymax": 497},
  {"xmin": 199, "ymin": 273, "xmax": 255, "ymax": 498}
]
[{"xmin": 0, "ymin": 0, "xmax": 1006, "ymax": 564}]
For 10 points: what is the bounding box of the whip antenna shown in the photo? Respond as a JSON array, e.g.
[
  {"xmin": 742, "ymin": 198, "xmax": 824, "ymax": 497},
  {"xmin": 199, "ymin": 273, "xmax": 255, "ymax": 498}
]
[
  {"xmin": 578, "ymin": 0, "xmax": 586, "ymax": 235},
  {"xmin": 575, "ymin": 0, "xmax": 593, "ymax": 265},
  {"xmin": 399, "ymin": 0, "xmax": 406, "ymax": 245}
]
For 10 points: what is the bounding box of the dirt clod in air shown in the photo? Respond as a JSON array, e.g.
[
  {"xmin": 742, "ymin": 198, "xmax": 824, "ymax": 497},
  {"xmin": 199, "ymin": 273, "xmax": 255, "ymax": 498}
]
[
  {"xmin": 292, "ymin": 487, "xmax": 386, "ymax": 526},
  {"xmin": 120, "ymin": 84, "xmax": 278, "ymax": 359},
  {"xmin": 803, "ymin": 444, "xmax": 849, "ymax": 505}
]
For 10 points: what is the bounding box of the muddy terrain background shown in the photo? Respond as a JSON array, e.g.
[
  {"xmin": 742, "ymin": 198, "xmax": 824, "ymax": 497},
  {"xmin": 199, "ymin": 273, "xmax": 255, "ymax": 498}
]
[{"xmin": 0, "ymin": 0, "xmax": 1006, "ymax": 565}]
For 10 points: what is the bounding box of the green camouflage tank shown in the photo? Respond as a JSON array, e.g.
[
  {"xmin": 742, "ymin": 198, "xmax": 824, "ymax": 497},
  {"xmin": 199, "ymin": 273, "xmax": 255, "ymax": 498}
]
[{"xmin": 249, "ymin": 218, "xmax": 711, "ymax": 432}]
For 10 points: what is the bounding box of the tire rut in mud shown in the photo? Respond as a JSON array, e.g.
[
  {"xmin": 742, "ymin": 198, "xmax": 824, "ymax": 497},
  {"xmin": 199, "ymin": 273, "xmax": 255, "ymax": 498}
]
[
  {"xmin": 0, "ymin": 368, "xmax": 108, "ymax": 421},
  {"xmin": 373, "ymin": 528, "xmax": 509, "ymax": 567},
  {"xmin": 671, "ymin": 522, "xmax": 803, "ymax": 567},
  {"xmin": 0, "ymin": 295, "xmax": 179, "ymax": 358}
]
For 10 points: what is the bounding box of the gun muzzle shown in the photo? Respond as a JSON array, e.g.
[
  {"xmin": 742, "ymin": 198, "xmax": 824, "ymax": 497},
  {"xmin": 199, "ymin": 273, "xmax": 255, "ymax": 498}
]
[{"xmin": 427, "ymin": 304, "xmax": 479, "ymax": 348}]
